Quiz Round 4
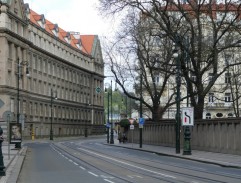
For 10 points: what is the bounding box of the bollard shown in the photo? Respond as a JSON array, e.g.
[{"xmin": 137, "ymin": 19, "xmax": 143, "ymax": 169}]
[
  {"xmin": 0, "ymin": 127, "xmax": 6, "ymax": 176},
  {"xmin": 32, "ymin": 131, "xmax": 35, "ymax": 141}
]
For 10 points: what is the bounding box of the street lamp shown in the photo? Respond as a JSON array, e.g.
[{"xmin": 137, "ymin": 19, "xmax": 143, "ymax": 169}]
[
  {"xmin": 16, "ymin": 58, "xmax": 30, "ymax": 149},
  {"xmin": 139, "ymin": 73, "xmax": 143, "ymax": 148},
  {"xmin": 105, "ymin": 81, "xmax": 114, "ymax": 144},
  {"xmin": 105, "ymin": 84, "xmax": 110, "ymax": 143},
  {"xmin": 84, "ymin": 103, "xmax": 91, "ymax": 138},
  {"xmin": 0, "ymin": 1, "xmax": 9, "ymax": 176},
  {"xmin": 50, "ymin": 89, "xmax": 57, "ymax": 140},
  {"xmin": 173, "ymin": 47, "xmax": 181, "ymax": 154},
  {"xmin": 0, "ymin": 127, "xmax": 5, "ymax": 176}
]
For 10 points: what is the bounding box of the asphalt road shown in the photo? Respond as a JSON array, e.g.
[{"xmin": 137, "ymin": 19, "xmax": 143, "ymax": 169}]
[{"xmin": 17, "ymin": 138, "xmax": 241, "ymax": 183}]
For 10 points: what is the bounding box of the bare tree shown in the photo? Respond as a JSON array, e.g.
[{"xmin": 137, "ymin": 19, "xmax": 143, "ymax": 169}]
[
  {"xmin": 103, "ymin": 9, "xmax": 177, "ymax": 122},
  {"xmin": 100, "ymin": 0, "xmax": 241, "ymax": 119}
]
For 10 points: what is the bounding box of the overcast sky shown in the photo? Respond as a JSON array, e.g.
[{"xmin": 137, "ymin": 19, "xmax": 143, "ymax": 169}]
[{"xmin": 23, "ymin": 0, "xmax": 117, "ymax": 38}]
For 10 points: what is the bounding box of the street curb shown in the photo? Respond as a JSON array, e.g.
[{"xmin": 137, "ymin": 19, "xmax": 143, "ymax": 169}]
[{"xmin": 105, "ymin": 143, "xmax": 241, "ymax": 169}]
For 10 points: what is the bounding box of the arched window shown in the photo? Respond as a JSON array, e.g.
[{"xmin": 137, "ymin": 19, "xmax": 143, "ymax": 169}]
[
  {"xmin": 206, "ymin": 113, "xmax": 211, "ymax": 119},
  {"xmin": 216, "ymin": 113, "xmax": 223, "ymax": 118},
  {"xmin": 227, "ymin": 113, "xmax": 233, "ymax": 118}
]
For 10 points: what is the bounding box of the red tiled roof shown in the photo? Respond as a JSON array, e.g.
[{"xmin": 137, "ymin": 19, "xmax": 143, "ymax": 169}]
[
  {"xmin": 161, "ymin": 2, "xmax": 241, "ymax": 20},
  {"xmin": 80, "ymin": 35, "xmax": 95, "ymax": 55},
  {"xmin": 29, "ymin": 9, "xmax": 95, "ymax": 56}
]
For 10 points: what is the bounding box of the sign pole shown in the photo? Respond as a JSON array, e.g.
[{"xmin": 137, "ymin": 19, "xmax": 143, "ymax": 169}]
[
  {"xmin": 183, "ymin": 126, "xmax": 191, "ymax": 155},
  {"xmin": 132, "ymin": 130, "xmax": 133, "ymax": 148},
  {"xmin": 181, "ymin": 107, "xmax": 194, "ymax": 155}
]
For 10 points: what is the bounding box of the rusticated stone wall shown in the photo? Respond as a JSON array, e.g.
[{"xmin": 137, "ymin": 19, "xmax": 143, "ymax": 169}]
[{"xmin": 127, "ymin": 118, "xmax": 241, "ymax": 155}]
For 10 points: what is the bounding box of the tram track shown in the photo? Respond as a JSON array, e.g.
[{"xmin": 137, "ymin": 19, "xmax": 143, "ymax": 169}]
[{"xmin": 50, "ymin": 141, "xmax": 241, "ymax": 183}]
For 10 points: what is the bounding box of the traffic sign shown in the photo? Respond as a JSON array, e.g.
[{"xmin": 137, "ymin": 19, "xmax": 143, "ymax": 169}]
[
  {"xmin": 96, "ymin": 87, "xmax": 102, "ymax": 93},
  {"xmin": 106, "ymin": 122, "xmax": 111, "ymax": 128},
  {"xmin": 181, "ymin": 107, "xmax": 194, "ymax": 126},
  {"xmin": 129, "ymin": 118, "xmax": 134, "ymax": 124},
  {"xmin": 139, "ymin": 118, "xmax": 145, "ymax": 125},
  {"xmin": 130, "ymin": 125, "xmax": 134, "ymax": 130}
]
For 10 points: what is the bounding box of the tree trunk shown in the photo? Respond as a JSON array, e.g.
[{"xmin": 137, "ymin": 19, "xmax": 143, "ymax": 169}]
[
  {"xmin": 194, "ymin": 96, "xmax": 204, "ymax": 119},
  {"xmin": 152, "ymin": 105, "xmax": 163, "ymax": 122}
]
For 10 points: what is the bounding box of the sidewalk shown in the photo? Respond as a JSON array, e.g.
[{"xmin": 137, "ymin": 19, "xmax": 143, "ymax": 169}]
[
  {"xmin": 0, "ymin": 142, "xmax": 27, "ymax": 183},
  {"xmin": 107, "ymin": 139, "xmax": 241, "ymax": 169}
]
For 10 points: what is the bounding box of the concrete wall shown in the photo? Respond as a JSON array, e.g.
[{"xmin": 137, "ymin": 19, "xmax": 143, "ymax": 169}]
[{"xmin": 127, "ymin": 118, "xmax": 241, "ymax": 155}]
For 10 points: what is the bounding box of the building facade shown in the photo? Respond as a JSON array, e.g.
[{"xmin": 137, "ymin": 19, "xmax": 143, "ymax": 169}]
[{"xmin": 0, "ymin": 1, "xmax": 105, "ymax": 138}]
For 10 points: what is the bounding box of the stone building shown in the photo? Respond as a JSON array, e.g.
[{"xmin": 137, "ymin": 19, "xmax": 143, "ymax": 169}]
[{"xmin": 0, "ymin": 1, "xmax": 105, "ymax": 138}]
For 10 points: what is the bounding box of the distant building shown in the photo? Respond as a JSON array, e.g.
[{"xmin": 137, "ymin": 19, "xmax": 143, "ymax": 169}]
[{"xmin": 0, "ymin": 1, "xmax": 105, "ymax": 138}]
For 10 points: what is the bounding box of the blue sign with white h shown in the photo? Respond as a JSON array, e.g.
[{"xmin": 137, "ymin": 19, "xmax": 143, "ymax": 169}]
[{"xmin": 139, "ymin": 118, "xmax": 145, "ymax": 125}]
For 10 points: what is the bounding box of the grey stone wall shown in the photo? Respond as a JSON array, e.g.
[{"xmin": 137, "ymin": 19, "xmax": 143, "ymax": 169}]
[{"xmin": 127, "ymin": 118, "xmax": 241, "ymax": 155}]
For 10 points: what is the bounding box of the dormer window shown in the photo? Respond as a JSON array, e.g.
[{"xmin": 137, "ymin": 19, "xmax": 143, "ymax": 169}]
[
  {"xmin": 52, "ymin": 24, "xmax": 59, "ymax": 37},
  {"xmin": 76, "ymin": 39, "xmax": 82, "ymax": 49},
  {"xmin": 64, "ymin": 32, "xmax": 71, "ymax": 44},
  {"xmin": 24, "ymin": 4, "xmax": 30, "ymax": 19},
  {"xmin": 37, "ymin": 14, "xmax": 46, "ymax": 29}
]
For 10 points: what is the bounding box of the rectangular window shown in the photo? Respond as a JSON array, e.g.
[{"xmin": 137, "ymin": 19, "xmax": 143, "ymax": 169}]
[
  {"xmin": 42, "ymin": 60, "xmax": 46, "ymax": 73},
  {"xmin": 208, "ymin": 93, "xmax": 214, "ymax": 102},
  {"xmin": 30, "ymin": 102, "xmax": 33, "ymax": 115},
  {"xmin": 10, "ymin": 99, "xmax": 14, "ymax": 112},
  {"xmin": 208, "ymin": 73, "xmax": 213, "ymax": 82},
  {"xmin": 23, "ymin": 101, "xmax": 26, "ymax": 114},
  {"xmin": 225, "ymin": 93, "xmax": 231, "ymax": 102},
  {"xmin": 48, "ymin": 62, "xmax": 51, "ymax": 74},
  {"xmin": 44, "ymin": 104, "xmax": 48, "ymax": 117},
  {"xmin": 40, "ymin": 104, "xmax": 43, "ymax": 116},
  {"xmin": 225, "ymin": 73, "xmax": 231, "ymax": 83},
  {"xmin": 8, "ymin": 42, "xmax": 12, "ymax": 59}
]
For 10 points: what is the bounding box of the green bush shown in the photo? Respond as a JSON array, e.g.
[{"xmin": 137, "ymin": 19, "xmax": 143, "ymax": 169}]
[
  {"xmin": 119, "ymin": 119, "xmax": 130, "ymax": 128},
  {"xmin": 119, "ymin": 118, "xmax": 138, "ymax": 128}
]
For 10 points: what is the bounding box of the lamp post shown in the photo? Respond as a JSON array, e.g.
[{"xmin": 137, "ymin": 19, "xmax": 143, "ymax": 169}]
[
  {"xmin": 139, "ymin": 73, "xmax": 143, "ymax": 148},
  {"xmin": 84, "ymin": 109, "xmax": 88, "ymax": 137},
  {"xmin": 16, "ymin": 58, "xmax": 29, "ymax": 149},
  {"xmin": 105, "ymin": 84, "xmax": 110, "ymax": 143},
  {"xmin": 84, "ymin": 103, "xmax": 91, "ymax": 138},
  {"xmin": 0, "ymin": 127, "xmax": 5, "ymax": 176},
  {"xmin": 105, "ymin": 81, "xmax": 114, "ymax": 144},
  {"xmin": 0, "ymin": 1, "xmax": 6, "ymax": 176},
  {"xmin": 183, "ymin": 37, "xmax": 192, "ymax": 155},
  {"xmin": 110, "ymin": 81, "xmax": 114, "ymax": 144},
  {"xmin": 173, "ymin": 47, "xmax": 181, "ymax": 154},
  {"xmin": 50, "ymin": 89, "xmax": 57, "ymax": 140}
]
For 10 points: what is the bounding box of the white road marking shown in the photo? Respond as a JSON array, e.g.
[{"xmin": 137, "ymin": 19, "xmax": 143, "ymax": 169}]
[
  {"xmin": 78, "ymin": 148, "xmax": 176, "ymax": 179},
  {"xmin": 88, "ymin": 171, "xmax": 99, "ymax": 177},
  {"xmin": 73, "ymin": 162, "xmax": 78, "ymax": 166},
  {"xmin": 104, "ymin": 179, "xmax": 115, "ymax": 183},
  {"xmin": 128, "ymin": 175, "xmax": 143, "ymax": 179},
  {"xmin": 101, "ymin": 175, "xmax": 114, "ymax": 179},
  {"xmin": 79, "ymin": 166, "xmax": 86, "ymax": 170}
]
